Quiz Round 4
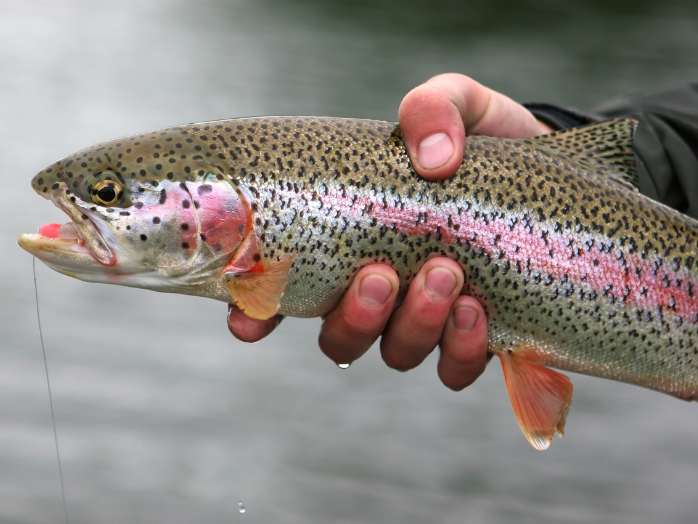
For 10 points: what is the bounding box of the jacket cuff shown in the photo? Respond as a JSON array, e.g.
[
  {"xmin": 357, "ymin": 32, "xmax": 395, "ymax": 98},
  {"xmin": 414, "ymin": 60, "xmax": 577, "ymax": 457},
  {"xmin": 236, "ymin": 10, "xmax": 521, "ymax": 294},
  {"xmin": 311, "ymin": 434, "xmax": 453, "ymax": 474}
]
[{"xmin": 522, "ymin": 102, "xmax": 604, "ymax": 130}]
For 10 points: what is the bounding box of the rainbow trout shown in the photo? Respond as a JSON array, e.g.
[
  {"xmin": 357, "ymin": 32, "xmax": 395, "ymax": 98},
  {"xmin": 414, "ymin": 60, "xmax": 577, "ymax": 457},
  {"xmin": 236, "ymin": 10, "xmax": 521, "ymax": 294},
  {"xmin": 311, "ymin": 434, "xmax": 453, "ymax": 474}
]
[{"xmin": 19, "ymin": 117, "xmax": 698, "ymax": 449}]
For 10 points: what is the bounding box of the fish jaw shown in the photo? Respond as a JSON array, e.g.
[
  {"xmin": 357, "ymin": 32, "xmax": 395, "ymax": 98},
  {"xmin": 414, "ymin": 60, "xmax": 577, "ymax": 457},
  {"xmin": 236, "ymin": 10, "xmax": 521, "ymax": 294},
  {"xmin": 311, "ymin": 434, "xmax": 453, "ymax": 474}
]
[
  {"xmin": 19, "ymin": 180, "xmax": 119, "ymax": 273},
  {"xmin": 19, "ymin": 219, "xmax": 139, "ymax": 285},
  {"xmin": 18, "ymin": 230, "xmax": 219, "ymax": 295},
  {"xmin": 18, "ymin": 229, "xmax": 107, "ymax": 278},
  {"xmin": 18, "ymin": 222, "xmax": 213, "ymax": 292},
  {"xmin": 49, "ymin": 188, "xmax": 117, "ymax": 266}
]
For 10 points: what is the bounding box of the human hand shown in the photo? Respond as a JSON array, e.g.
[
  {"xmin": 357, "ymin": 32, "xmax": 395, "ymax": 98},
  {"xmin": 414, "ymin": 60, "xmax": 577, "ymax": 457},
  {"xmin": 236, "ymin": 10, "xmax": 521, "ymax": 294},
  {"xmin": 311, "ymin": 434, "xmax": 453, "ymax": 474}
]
[{"xmin": 228, "ymin": 73, "xmax": 553, "ymax": 390}]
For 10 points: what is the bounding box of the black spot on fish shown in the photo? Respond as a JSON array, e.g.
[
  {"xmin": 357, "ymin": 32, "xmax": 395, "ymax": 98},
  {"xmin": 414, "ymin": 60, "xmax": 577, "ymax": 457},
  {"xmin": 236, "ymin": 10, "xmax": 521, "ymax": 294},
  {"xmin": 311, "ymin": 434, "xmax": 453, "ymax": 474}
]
[
  {"xmin": 181, "ymin": 223, "xmax": 189, "ymax": 230},
  {"xmin": 159, "ymin": 190, "xmax": 167, "ymax": 204},
  {"xmin": 182, "ymin": 200, "xmax": 190, "ymax": 209},
  {"xmin": 197, "ymin": 184, "xmax": 212, "ymax": 195},
  {"xmin": 153, "ymin": 217, "xmax": 161, "ymax": 224},
  {"xmin": 140, "ymin": 234, "xmax": 147, "ymax": 241},
  {"xmin": 182, "ymin": 242, "xmax": 189, "ymax": 249}
]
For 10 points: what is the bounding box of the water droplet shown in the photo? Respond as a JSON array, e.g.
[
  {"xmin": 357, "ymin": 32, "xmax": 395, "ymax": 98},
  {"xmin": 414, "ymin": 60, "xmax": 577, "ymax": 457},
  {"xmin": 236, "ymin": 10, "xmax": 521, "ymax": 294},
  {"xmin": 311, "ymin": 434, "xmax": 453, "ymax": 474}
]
[
  {"xmin": 238, "ymin": 501, "xmax": 246, "ymax": 514},
  {"xmin": 337, "ymin": 363, "xmax": 350, "ymax": 369}
]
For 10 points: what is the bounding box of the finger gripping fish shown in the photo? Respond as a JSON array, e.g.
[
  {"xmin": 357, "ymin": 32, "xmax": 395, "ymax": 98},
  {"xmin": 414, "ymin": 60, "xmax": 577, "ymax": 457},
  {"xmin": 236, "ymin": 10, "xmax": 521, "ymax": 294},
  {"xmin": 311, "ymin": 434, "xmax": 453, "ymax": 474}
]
[{"xmin": 19, "ymin": 117, "xmax": 698, "ymax": 450}]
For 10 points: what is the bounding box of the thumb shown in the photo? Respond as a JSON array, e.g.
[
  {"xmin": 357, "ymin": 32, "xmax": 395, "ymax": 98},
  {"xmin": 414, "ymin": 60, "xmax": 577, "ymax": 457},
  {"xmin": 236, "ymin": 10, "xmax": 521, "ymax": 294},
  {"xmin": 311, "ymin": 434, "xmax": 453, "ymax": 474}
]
[
  {"xmin": 398, "ymin": 77, "xmax": 467, "ymax": 181},
  {"xmin": 399, "ymin": 73, "xmax": 551, "ymax": 180}
]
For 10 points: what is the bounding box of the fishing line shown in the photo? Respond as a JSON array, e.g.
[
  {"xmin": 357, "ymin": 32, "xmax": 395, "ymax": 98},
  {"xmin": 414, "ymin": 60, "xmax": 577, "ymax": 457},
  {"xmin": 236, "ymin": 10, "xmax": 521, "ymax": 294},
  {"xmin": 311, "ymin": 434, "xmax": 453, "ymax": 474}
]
[{"xmin": 33, "ymin": 257, "xmax": 69, "ymax": 524}]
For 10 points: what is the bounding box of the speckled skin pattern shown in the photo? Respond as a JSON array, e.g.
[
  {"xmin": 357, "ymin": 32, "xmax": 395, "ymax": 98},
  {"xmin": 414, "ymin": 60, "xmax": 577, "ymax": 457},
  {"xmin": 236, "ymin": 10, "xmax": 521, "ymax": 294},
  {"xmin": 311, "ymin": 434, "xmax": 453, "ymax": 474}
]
[{"xmin": 29, "ymin": 117, "xmax": 698, "ymax": 400}]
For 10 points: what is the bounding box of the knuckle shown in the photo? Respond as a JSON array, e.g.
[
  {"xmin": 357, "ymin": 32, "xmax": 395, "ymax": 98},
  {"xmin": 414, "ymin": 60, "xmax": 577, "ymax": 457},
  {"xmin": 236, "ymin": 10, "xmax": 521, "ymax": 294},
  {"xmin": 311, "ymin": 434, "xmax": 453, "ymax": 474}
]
[
  {"xmin": 442, "ymin": 328, "xmax": 488, "ymax": 364},
  {"xmin": 442, "ymin": 339, "xmax": 488, "ymax": 371},
  {"xmin": 380, "ymin": 338, "xmax": 432, "ymax": 371},
  {"xmin": 441, "ymin": 377, "xmax": 466, "ymax": 392},
  {"xmin": 230, "ymin": 326, "xmax": 262, "ymax": 343},
  {"xmin": 410, "ymin": 308, "xmax": 449, "ymax": 333},
  {"xmin": 382, "ymin": 353, "xmax": 416, "ymax": 372},
  {"xmin": 318, "ymin": 331, "xmax": 366, "ymax": 360},
  {"xmin": 443, "ymin": 345, "xmax": 475, "ymax": 366},
  {"xmin": 341, "ymin": 310, "xmax": 381, "ymax": 338},
  {"xmin": 437, "ymin": 359, "xmax": 484, "ymax": 392}
]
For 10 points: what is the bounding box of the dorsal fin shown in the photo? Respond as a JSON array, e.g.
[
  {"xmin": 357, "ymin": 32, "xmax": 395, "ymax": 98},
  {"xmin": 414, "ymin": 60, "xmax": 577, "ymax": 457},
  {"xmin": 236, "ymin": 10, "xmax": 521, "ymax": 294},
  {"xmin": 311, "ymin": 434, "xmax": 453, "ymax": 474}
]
[{"xmin": 531, "ymin": 119, "xmax": 639, "ymax": 191}]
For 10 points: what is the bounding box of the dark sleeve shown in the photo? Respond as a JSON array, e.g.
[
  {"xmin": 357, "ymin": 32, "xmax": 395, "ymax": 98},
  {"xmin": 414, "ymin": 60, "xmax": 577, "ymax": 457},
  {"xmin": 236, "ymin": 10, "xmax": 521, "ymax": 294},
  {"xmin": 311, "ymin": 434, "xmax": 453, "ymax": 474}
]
[{"xmin": 524, "ymin": 84, "xmax": 698, "ymax": 220}]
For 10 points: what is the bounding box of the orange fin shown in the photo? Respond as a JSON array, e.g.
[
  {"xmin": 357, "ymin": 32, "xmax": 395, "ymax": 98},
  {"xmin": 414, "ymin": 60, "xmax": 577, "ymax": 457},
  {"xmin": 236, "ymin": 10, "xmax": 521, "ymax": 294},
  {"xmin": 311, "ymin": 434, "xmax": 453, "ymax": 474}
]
[
  {"xmin": 222, "ymin": 232, "xmax": 261, "ymax": 275},
  {"xmin": 498, "ymin": 351, "xmax": 573, "ymax": 450},
  {"xmin": 225, "ymin": 254, "xmax": 296, "ymax": 320}
]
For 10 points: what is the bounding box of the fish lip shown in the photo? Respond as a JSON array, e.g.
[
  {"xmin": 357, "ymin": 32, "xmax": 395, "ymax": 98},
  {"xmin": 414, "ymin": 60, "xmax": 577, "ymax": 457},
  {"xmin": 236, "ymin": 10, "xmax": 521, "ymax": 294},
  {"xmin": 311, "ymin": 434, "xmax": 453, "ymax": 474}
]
[
  {"xmin": 49, "ymin": 190, "xmax": 116, "ymax": 267},
  {"xmin": 18, "ymin": 232, "xmax": 96, "ymax": 265}
]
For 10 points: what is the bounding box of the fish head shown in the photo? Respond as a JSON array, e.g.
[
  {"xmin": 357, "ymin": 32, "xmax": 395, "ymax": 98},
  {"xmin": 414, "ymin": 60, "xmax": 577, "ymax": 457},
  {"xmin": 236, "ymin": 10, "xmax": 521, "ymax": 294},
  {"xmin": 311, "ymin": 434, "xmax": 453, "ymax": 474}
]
[{"xmin": 19, "ymin": 130, "xmax": 251, "ymax": 300}]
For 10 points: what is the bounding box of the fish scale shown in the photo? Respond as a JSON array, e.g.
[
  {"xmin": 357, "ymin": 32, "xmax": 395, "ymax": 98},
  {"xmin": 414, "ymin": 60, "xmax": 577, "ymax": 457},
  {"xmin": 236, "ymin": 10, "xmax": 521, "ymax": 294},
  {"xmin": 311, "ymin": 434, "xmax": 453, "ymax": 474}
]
[{"xmin": 20, "ymin": 116, "xmax": 698, "ymax": 450}]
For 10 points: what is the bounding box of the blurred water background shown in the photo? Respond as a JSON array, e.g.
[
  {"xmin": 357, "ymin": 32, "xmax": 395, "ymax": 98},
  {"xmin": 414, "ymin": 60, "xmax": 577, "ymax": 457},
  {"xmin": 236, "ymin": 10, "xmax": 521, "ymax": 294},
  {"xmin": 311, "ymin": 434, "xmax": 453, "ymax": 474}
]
[{"xmin": 3, "ymin": 1, "xmax": 698, "ymax": 522}]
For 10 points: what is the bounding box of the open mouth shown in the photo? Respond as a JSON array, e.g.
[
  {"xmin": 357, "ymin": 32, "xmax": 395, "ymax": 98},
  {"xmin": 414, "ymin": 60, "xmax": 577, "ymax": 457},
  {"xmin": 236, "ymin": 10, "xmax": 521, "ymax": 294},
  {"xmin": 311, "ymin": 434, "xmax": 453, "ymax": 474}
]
[
  {"xmin": 18, "ymin": 221, "xmax": 94, "ymax": 266},
  {"xmin": 19, "ymin": 191, "xmax": 117, "ymax": 267},
  {"xmin": 38, "ymin": 221, "xmax": 81, "ymax": 242}
]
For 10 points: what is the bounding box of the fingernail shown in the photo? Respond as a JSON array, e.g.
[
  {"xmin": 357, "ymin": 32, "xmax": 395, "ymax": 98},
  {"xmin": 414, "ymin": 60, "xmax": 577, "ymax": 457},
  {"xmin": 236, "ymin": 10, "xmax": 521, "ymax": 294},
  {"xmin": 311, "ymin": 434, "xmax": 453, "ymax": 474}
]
[
  {"xmin": 418, "ymin": 132, "xmax": 453, "ymax": 169},
  {"xmin": 424, "ymin": 267, "xmax": 457, "ymax": 300},
  {"xmin": 359, "ymin": 274, "xmax": 393, "ymax": 307},
  {"xmin": 454, "ymin": 306, "xmax": 477, "ymax": 331}
]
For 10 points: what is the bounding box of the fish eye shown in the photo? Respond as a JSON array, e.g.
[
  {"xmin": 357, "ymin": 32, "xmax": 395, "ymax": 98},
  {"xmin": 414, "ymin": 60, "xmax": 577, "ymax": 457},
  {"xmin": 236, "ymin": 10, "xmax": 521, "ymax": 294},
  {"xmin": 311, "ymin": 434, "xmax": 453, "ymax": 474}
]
[{"xmin": 92, "ymin": 180, "xmax": 121, "ymax": 206}]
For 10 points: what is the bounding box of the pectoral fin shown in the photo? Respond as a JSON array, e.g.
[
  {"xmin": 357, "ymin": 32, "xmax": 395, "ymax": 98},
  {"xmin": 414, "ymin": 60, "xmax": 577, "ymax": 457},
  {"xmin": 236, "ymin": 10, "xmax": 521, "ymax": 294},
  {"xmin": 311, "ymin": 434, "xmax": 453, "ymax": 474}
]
[
  {"xmin": 225, "ymin": 254, "xmax": 296, "ymax": 320},
  {"xmin": 498, "ymin": 350, "xmax": 573, "ymax": 450}
]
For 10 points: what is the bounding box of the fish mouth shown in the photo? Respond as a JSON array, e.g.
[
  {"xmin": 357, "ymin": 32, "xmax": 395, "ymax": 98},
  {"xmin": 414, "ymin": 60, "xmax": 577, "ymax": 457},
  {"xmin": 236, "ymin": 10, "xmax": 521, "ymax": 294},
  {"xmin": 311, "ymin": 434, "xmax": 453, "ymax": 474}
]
[
  {"xmin": 18, "ymin": 224, "xmax": 99, "ymax": 273},
  {"xmin": 19, "ymin": 190, "xmax": 116, "ymax": 267}
]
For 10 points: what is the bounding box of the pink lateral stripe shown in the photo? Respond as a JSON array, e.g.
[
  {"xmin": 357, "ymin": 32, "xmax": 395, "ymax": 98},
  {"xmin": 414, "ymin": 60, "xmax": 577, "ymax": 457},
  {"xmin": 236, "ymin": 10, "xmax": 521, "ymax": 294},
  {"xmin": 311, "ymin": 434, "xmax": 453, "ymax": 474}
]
[{"xmin": 280, "ymin": 186, "xmax": 698, "ymax": 321}]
